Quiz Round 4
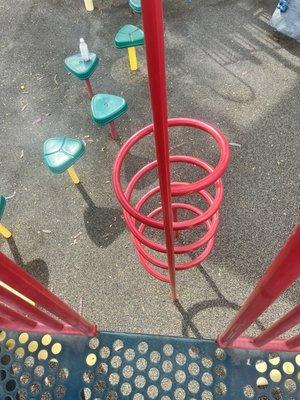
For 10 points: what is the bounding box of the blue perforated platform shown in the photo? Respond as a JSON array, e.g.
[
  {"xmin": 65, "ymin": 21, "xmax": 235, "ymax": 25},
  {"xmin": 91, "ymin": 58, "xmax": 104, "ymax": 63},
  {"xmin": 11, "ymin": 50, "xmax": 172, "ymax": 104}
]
[{"xmin": 0, "ymin": 329, "xmax": 298, "ymax": 400}]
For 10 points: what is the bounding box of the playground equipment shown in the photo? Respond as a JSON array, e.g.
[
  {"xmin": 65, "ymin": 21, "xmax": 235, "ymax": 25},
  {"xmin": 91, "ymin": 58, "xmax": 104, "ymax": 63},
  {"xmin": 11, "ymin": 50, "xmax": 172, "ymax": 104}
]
[
  {"xmin": 113, "ymin": 0, "xmax": 230, "ymax": 301},
  {"xmin": 129, "ymin": 0, "xmax": 142, "ymax": 14},
  {"xmin": 64, "ymin": 51, "xmax": 99, "ymax": 98},
  {"xmin": 0, "ymin": 2, "xmax": 297, "ymax": 399},
  {"xmin": 84, "ymin": 0, "xmax": 94, "ymax": 12},
  {"xmin": 0, "ymin": 195, "xmax": 12, "ymax": 239},
  {"xmin": 43, "ymin": 137, "xmax": 86, "ymax": 185},
  {"xmin": 91, "ymin": 94, "xmax": 128, "ymax": 140},
  {"xmin": 115, "ymin": 25, "xmax": 144, "ymax": 71},
  {"xmin": 0, "ymin": 225, "xmax": 298, "ymax": 399},
  {"xmin": 65, "ymin": 39, "xmax": 128, "ymax": 140}
]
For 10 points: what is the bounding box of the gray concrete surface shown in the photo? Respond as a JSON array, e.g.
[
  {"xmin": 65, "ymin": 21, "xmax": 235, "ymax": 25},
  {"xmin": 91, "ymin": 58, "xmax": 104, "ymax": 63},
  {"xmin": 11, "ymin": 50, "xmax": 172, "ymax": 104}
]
[{"xmin": 0, "ymin": 0, "xmax": 299, "ymax": 340}]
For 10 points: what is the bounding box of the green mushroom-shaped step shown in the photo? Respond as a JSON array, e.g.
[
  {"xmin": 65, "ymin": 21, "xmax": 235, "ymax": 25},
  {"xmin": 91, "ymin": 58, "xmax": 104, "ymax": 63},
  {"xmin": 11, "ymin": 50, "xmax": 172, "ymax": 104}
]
[
  {"xmin": 43, "ymin": 136, "xmax": 85, "ymax": 184},
  {"xmin": 91, "ymin": 94, "xmax": 128, "ymax": 125},
  {"xmin": 129, "ymin": 0, "xmax": 141, "ymax": 14},
  {"xmin": 0, "ymin": 195, "xmax": 6, "ymax": 220},
  {"xmin": 115, "ymin": 25, "xmax": 144, "ymax": 71},
  {"xmin": 64, "ymin": 53, "xmax": 99, "ymax": 80},
  {"xmin": 0, "ymin": 195, "xmax": 12, "ymax": 238},
  {"xmin": 91, "ymin": 94, "xmax": 128, "ymax": 140}
]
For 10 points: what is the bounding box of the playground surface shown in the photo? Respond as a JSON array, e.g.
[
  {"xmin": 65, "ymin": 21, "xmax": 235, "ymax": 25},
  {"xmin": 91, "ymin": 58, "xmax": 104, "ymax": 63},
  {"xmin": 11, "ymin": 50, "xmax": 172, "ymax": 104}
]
[{"xmin": 0, "ymin": 0, "xmax": 299, "ymax": 340}]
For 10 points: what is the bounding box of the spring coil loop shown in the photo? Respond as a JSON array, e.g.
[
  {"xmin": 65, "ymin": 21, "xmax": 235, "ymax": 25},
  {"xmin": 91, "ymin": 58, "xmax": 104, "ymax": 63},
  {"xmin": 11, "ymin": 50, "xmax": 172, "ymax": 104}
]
[{"xmin": 113, "ymin": 118, "xmax": 230, "ymax": 283}]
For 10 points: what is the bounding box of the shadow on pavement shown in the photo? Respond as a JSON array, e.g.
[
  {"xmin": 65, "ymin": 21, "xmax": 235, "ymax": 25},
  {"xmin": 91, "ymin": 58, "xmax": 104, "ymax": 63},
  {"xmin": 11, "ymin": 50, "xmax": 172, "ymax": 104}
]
[
  {"xmin": 76, "ymin": 183, "xmax": 125, "ymax": 248},
  {"xmin": 176, "ymin": 265, "xmax": 265, "ymax": 339},
  {"xmin": 7, "ymin": 237, "xmax": 49, "ymax": 287}
]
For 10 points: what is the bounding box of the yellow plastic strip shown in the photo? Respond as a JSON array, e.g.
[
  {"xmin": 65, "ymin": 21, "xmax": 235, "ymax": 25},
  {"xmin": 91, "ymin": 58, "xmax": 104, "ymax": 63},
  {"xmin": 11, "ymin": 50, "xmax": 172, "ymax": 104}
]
[
  {"xmin": 84, "ymin": 0, "xmax": 94, "ymax": 11},
  {"xmin": 128, "ymin": 47, "xmax": 138, "ymax": 71},
  {"xmin": 0, "ymin": 224, "xmax": 12, "ymax": 239},
  {"xmin": 67, "ymin": 166, "xmax": 80, "ymax": 184},
  {"xmin": 0, "ymin": 282, "xmax": 35, "ymax": 306}
]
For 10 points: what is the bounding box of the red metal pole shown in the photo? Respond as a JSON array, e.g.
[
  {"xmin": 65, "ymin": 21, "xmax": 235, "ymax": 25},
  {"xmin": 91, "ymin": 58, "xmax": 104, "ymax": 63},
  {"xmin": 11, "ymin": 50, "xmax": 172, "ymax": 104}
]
[
  {"xmin": 84, "ymin": 79, "xmax": 93, "ymax": 98},
  {"xmin": 253, "ymin": 304, "xmax": 300, "ymax": 347},
  {"xmin": 218, "ymin": 225, "xmax": 300, "ymax": 347},
  {"xmin": 173, "ymin": 208, "xmax": 179, "ymax": 240},
  {"xmin": 109, "ymin": 121, "xmax": 118, "ymax": 140},
  {"xmin": 141, "ymin": 0, "xmax": 177, "ymax": 301},
  {"xmin": 287, "ymin": 334, "xmax": 300, "ymax": 348},
  {"xmin": 0, "ymin": 252, "xmax": 97, "ymax": 336}
]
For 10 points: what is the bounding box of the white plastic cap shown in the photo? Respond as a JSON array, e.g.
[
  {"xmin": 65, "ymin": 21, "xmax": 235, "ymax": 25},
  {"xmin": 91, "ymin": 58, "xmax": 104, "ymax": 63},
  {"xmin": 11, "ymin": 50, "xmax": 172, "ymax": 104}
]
[{"xmin": 80, "ymin": 38, "xmax": 85, "ymax": 43}]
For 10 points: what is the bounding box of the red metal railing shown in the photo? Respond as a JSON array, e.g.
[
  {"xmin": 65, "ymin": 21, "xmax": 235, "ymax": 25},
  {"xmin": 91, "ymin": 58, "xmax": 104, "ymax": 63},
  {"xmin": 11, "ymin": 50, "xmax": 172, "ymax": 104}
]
[
  {"xmin": 0, "ymin": 252, "xmax": 97, "ymax": 336},
  {"xmin": 218, "ymin": 224, "xmax": 300, "ymax": 352},
  {"xmin": 113, "ymin": 0, "xmax": 230, "ymax": 301}
]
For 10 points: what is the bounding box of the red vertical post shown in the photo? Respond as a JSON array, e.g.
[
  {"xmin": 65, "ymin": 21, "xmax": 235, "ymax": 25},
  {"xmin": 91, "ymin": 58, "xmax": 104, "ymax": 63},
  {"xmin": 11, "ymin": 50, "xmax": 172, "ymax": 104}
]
[
  {"xmin": 109, "ymin": 121, "xmax": 118, "ymax": 140},
  {"xmin": 218, "ymin": 225, "xmax": 300, "ymax": 347},
  {"xmin": 173, "ymin": 208, "xmax": 179, "ymax": 239},
  {"xmin": 84, "ymin": 79, "xmax": 93, "ymax": 98},
  {"xmin": 141, "ymin": 0, "xmax": 177, "ymax": 301}
]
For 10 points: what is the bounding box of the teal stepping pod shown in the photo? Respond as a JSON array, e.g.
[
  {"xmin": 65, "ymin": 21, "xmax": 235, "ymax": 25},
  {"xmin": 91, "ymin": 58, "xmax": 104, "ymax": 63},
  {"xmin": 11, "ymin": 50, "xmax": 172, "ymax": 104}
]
[
  {"xmin": 91, "ymin": 94, "xmax": 128, "ymax": 126},
  {"xmin": 115, "ymin": 25, "xmax": 144, "ymax": 49},
  {"xmin": 0, "ymin": 195, "xmax": 6, "ymax": 220},
  {"xmin": 43, "ymin": 137, "xmax": 85, "ymax": 174},
  {"xmin": 129, "ymin": 0, "xmax": 141, "ymax": 13},
  {"xmin": 64, "ymin": 53, "xmax": 99, "ymax": 80}
]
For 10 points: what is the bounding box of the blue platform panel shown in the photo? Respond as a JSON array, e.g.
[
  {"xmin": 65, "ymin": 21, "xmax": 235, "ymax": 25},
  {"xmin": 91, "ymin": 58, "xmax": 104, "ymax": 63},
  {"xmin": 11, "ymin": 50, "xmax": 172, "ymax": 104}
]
[{"xmin": 0, "ymin": 329, "xmax": 298, "ymax": 399}]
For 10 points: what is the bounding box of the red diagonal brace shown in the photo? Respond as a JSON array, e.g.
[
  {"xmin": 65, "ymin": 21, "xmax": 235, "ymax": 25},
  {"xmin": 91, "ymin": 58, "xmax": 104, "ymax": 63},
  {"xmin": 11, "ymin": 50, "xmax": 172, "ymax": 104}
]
[
  {"xmin": 218, "ymin": 225, "xmax": 300, "ymax": 348},
  {"xmin": 0, "ymin": 252, "xmax": 97, "ymax": 336},
  {"xmin": 0, "ymin": 285, "xmax": 64, "ymax": 331},
  {"xmin": 253, "ymin": 304, "xmax": 300, "ymax": 347},
  {"xmin": 0, "ymin": 302, "xmax": 36, "ymax": 328}
]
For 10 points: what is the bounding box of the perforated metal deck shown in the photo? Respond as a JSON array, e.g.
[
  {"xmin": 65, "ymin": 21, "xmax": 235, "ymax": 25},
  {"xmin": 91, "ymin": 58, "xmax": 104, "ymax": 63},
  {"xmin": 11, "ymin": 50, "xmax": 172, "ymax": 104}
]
[{"xmin": 0, "ymin": 329, "xmax": 299, "ymax": 400}]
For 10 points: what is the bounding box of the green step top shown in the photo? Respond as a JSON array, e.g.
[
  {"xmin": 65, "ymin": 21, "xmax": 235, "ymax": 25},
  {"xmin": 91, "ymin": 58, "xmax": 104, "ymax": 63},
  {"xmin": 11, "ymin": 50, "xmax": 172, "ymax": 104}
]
[
  {"xmin": 129, "ymin": 0, "xmax": 141, "ymax": 13},
  {"xmin": 115, "ymin": 25, "xmax": 144, "ymax": 49},
  {"xmin": 91, "ymin": 94, "xmax": 128, "ymax": 126},
  {"xmin": 43, "ymin": 137, "xmax": 85, "ymax": 174},
  {"xmin": 64, "ymin": 52, "xmax": 99, "ymax": 80},
  {"xmin": 0, "ymin": 195, "xmax": 6, "ymax": 220}
]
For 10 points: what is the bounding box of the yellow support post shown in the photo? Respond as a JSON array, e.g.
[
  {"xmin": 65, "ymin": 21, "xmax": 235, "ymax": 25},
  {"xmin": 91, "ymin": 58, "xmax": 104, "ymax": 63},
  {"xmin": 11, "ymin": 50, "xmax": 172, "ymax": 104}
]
[
  {"xmin": 0, "ymin": 223, "xmax": 12, "ymax": 239},
  {"xmin": 128, "ymin": 47, "xmax": 138, "ymax": 71},
  {"xmin": 67, "ymin": 166, "xmax": 80, "ymax": 184},
  {"xmin": 84, "ymin": 0, "xmax": 94, "ymax": 11}
]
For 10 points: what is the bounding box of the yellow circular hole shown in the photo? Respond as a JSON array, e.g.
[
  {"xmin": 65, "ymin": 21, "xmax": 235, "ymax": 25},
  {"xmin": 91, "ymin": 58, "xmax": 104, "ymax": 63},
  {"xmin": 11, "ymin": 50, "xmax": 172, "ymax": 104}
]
[
  {"xmin": 256, "ymin": 377, "xmax": 268, "ymax": 388},
  {"xmin": 19, "ymin": 332, "xmax": 29, "ymax": 344},
  {"xmin": 295, "ymin": 354, "xmax": 300, "ymax": 367},
  {"xmin": 282, "ymin": 362, "xmax": 295, "ymax": 375},
  {"xmin": 255, "ymin": 360, "xmax": 267, "ymax": 373},
  {"xmin": 42, "ymin": 334, "xmax": 52, "ymax": 346},
  {"xmin": 15, "ymin": 347, "xmax": 25, "ymax": 359},
  {"xmin": 51, "ymin": 343, "xmax": 62, "ymax": 355},
  {"xmin": 6, "ymin": 339, "xmax": 16, "ymax": 350},
  {"xmin": 86, "ymin": 353, "xmax": 97, "ymax": 367},
  {"xmin": 269, "ymin": 354, "xmax": 280, "ymax": 365},
  {"xmin": 28, "ymin": 341, "xmax": 38, "ymax": 352},
  {"xmin": 270, "ymin": 369, "xmax": 282, "ymax": 383},
  {"xmin": 0, "ymin": 331, "xmax": 6, "ymax": 341},
  {"xmin": 38, "ymin": 350, "xmax": 48, "ymax": 361}
]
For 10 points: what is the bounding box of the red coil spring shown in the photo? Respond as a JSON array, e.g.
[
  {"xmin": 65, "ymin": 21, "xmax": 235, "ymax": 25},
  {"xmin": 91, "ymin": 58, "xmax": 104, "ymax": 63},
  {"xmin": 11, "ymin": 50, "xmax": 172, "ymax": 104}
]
[{"xmin": 113, "ymin": 117, "xmax": 230, "ymax": 283}]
